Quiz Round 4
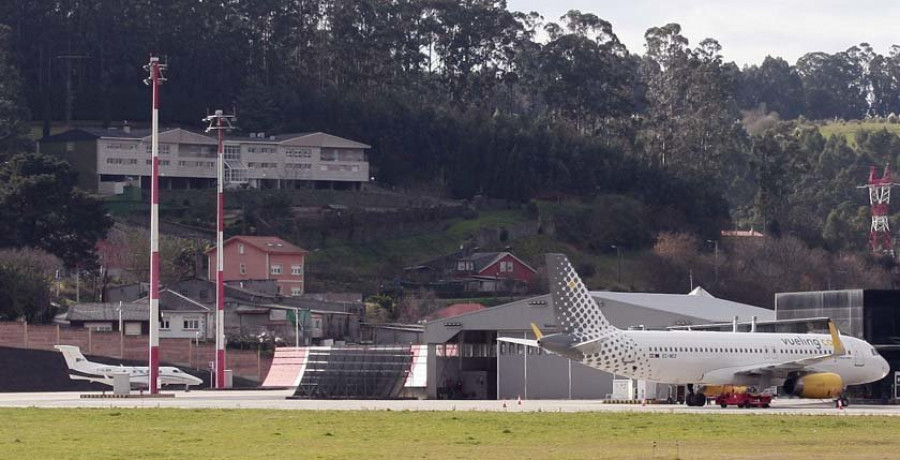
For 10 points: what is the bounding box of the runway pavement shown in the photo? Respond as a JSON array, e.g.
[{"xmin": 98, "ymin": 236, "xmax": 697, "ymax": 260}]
[{"xmin": 0, "ymin": 390, "xmax": 899, "ymax": 415}]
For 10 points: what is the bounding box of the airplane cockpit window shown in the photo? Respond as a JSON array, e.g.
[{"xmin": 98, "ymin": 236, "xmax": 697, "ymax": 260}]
[{"xmin": 871, "ymin": 347, "xmax": 878, "ymax": 356}]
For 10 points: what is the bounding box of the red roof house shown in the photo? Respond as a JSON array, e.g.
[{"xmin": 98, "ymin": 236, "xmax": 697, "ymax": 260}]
[{"xmin": 206, "ymin": 236, "xmax": 308, "ymax": 296}]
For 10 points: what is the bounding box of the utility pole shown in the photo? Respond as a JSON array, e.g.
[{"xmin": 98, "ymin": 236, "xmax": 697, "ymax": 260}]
[
  {"xmin": 611, "ymin": 245, "xmax": 622, "ymax": 284},
  {"xmin": 55, "ymin": 55, "xmax": 91, "ymax": 127},
  {"xmin": 204, "ymin": 109, "xmax": 236, "ymax": 389},
  {"xmin": 707, "ymin": 239, "xmax": 719, "ymax": 285},
  {"xmin": 143, "ymin": 56, "xmax": 166, "ymax": 394}
]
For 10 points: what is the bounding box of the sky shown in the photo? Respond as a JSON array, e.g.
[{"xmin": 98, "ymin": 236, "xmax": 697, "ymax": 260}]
[{"xmin": 505, "ymin": 0, "xmax": 900, "ymax": 67}]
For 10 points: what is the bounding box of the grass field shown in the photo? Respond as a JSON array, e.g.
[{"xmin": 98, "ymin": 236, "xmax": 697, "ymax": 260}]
[
  {"xmin": 814, "ymin": 120, "xmax": 900, "ymax": 148},
  {"xmin": 3, "ymin": 409, "xmax": 900, "ymax": 459}
]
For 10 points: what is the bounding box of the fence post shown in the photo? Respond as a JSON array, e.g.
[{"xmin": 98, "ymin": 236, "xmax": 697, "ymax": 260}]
[
  {"xmin": 88, "ymin": 327, "xmax": 92, "ymax": 354},
  {"xmin": 56, "ymin": 324, "xmax": 60, "ymax": 345},
  {"xmin": 257, "ymin": 346, "xmax": 261, "ymax": 383},
  {"xmin": 23, "ymin": 321, "xmax": 28, "ymax": 349}
]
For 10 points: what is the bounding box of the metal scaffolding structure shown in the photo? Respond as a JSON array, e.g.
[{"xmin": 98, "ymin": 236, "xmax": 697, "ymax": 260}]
[{"xmin": 859, "ymin": 164, "xmax": 898, "ymax": 256}]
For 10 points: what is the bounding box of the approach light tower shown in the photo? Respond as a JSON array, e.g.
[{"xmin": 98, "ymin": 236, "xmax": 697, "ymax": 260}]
[
  {"xmin": 143, "ymin": 56, "xmax": 166, "ymax": 393},
  {"xmin": 859, "ymin": 164, "xmax": 898, "ymax": 256},
  {"xmin": 204, "ymin": 109, "xmax": 236, "ymax": 389}
]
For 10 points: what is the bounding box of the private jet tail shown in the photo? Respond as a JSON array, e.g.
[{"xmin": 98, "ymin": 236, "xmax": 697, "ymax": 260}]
[{"xmin": 54, "ymin": 345, "xmax": 92, "ymax": 371}]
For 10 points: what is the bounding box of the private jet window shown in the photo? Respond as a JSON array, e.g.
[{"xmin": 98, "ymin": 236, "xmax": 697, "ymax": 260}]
[
  {"xmin": 872, "ymin": 348, "xmax": 878, "ymax": 356},
  {"xmin": 500, "ymin": 343, "xmax": 507, "ymax": 355}
]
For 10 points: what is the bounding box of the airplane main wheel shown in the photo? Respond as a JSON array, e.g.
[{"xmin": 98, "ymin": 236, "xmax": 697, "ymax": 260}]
[{"xmin": 686, "ymin": 393, "xmax": 705, "ymax": 407}]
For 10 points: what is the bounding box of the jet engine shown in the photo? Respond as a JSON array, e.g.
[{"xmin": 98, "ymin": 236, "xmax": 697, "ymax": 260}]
[{"xmin": 783, "ymin": 373, "xmax": 843, "ymax": 399}]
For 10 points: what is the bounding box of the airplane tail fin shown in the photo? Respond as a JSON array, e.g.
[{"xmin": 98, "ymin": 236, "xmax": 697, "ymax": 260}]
[
  {"xmin": 54, "ymin": 345, "xmax": 89, "ymax": 371},
  {"xmin": 546, "ymin": 253, "xmax": 620, "ymax": 342}
]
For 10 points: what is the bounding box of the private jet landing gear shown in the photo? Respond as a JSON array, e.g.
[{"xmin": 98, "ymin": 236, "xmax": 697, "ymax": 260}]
[
  {"xmin": 685, "ymin": 384, "xmax": 707, "ymax": 407},
  {"xmin": 835, "ymin": 396, "xmax": 849, "ymax": 408}
]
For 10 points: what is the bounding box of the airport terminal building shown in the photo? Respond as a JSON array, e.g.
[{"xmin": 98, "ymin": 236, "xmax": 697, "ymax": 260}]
[{"xmin": 423, "ymin": 289, "xmax": 775, "ymax": 400}]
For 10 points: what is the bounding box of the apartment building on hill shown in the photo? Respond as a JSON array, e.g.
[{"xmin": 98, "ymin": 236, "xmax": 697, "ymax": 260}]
[{"xmin": 38, "ymin": 127, "xmax": 370, "ymax": 193}]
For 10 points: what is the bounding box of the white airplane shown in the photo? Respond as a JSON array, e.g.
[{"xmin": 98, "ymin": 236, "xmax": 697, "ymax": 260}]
[
  {"xmin": 55, "ymin": 345, "xmax": 203, "ymax": 390},
  {"xmin": 500, "ymin": 254, "xmax": 890, "ymax": 407}
]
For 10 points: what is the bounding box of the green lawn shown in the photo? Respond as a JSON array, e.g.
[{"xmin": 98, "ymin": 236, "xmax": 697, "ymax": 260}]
[{"xmin": 3, "ymin": 409, "xmax": 899, "ymax": 459}]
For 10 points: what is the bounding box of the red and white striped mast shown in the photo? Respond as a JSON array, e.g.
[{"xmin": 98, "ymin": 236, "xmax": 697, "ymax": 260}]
[
  {"xmin": 204, "ymin": 109, "xmax": 235, "ymax": 389},
  {"xmin": 143, "ymin": 56, "xmax": 166, "ymax": 393}
]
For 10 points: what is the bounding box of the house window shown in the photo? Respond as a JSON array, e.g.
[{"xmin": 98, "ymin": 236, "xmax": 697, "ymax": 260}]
[
  {"xmin": 239, "ymin": 263, "xmax": 246, "ymax": 275},
  {"xmin": 271, "ymin": 264, "xmax": 282, "ymax": 275},
  {"xmin": 291, "ymin": 264, "xmax": 302, "ymax": 276},
  {"xmin": 238, "ymin": 244, "xmax": 245, "ymax": 254},
  {"xmin": 224, "ymin": 144, "xmax": 241, "ymax": 159},
  {"xmin": 457, "ymin": 261, "xmax": 474, "ymax": 271},
  {"xmin": 500, "ymin": 261, "xmax": 514, "ymax": 272},
  {"xmin": 160, "ymin": 320, "xmax": 170, "ymax": 330},
  {"xmin": 286, "ymin": 147, "xmax": 313, "ymax": 158},
  {"xmin": 291, "ymin": 287, "xmax": 303, "ymax": 296},
  {"xmin": 65, "ymin": 142, "xmax": 75, "ymax": 152},
  {"xmin": 183, "ymin": 319, "xmax": 200, "ymax": 330}
]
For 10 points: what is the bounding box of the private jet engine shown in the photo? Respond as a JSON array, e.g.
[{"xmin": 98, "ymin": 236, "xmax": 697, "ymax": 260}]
[{"xmin": 783, "ymin": 373, "xmax": 843, "ymax": 399}]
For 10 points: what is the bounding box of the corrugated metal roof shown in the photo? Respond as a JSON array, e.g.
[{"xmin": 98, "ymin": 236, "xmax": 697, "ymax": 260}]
[
  {"xmin": 66, "ymin": 303, "xmax": 149, "ymax": 321},
  {"xmin": 589, "ymin": 290, "xmax": 775, "ymax": 322}
]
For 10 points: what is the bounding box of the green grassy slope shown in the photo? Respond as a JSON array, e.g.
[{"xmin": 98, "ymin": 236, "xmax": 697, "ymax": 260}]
[{"xmin": 815, "ymin": 120, "xmax": 900, "ymax": 148}]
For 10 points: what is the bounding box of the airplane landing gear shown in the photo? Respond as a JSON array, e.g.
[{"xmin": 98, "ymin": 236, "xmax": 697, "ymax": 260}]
[
  {"xmin": 685, "ymin": 384, "xmax": 707, "ymax": 407},
  {"xmin": 836, "ymin": 396, "xmax": 849, "ymax": 408}
]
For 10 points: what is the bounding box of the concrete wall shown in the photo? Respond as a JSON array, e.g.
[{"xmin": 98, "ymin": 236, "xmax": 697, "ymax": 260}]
[{"xmin": 0, "ymin": 322, "xmax": 271, "ymax": 382}]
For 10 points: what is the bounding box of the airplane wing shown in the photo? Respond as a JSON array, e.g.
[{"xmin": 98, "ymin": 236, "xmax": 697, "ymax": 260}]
[
  {"xmin": 68, "ymin": 374, "xmax": 115, "ymax": 386},
  {"xmin": 711, "ymin": 353, "xmax": 842, "ymax": 380},
  {"xmin": 497, "ymin": 337, "xmax": 540, "ymax": 348}
]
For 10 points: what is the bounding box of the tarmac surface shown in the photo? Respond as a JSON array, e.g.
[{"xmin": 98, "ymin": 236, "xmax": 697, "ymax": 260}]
[{"xmin": 1, "ymin": 390, "xmax": 899, "ymax": 415}]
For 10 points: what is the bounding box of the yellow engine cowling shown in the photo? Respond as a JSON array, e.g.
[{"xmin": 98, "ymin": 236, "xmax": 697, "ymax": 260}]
[
  {"xmin": 702, "ymin": 385, "xmax": 749, "ymax": 398},
  {"xmin": 784, "ymin": 373, "xmax": 843, "ymax": 399}
]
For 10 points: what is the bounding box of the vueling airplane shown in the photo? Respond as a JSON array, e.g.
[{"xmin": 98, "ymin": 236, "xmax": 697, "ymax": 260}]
[
  {"xmin": 500, "ymin": 254, "xmax": 890, "ymax": 407},
  {"xmin": 55, "ymin": 345, "xmax": 203, "ymax": 390}
]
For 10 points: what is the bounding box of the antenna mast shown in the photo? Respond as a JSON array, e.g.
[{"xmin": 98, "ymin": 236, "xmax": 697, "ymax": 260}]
[
  {"xmin": 143, "ymin": 55, "xmax": 166, "ymax": 393},
  {"xmin": 204, "ymin": 109, "xmax": 236, "ymax": 389}
]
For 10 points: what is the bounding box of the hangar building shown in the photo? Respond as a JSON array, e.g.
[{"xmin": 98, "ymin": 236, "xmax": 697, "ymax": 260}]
[
  {"xmin": 423, "ymin": 288, "xmax": 774, "ymax": 400},
  {"xmin": 776, "ymin": 289, "xmax": 900, "ymax": 400}
]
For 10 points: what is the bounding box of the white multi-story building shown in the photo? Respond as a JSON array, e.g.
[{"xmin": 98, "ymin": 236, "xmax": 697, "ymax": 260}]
[{"xmin": 39, "ymin": 127, "xmax": 371, "ymax": 193}]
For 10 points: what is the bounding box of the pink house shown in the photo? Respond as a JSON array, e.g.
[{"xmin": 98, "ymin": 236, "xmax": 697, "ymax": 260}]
[{"xmin": 206, "ymin": 236, "xmax": 309, "ymax": 296}]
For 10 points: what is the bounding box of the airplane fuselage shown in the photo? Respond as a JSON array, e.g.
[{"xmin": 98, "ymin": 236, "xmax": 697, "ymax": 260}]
[
  {"xmin": 82, "ymin": 364, "xmax": 202, "ymax": 388},
  {"xmin": 576, "ymin": 330, "xmax": 889, "ymax": 387}
]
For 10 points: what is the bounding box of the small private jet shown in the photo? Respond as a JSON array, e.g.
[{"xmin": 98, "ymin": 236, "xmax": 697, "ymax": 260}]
[
  {"xmin": 55, "ymin": 345, "xmax": 203, "ymax": 390},
  {"xmin": 500, "ymin": 254, "xmax": 890, "ymax": 407}
]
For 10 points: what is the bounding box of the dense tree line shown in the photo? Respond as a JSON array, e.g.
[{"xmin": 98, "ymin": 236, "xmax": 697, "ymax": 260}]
[{"xmin": 3, "ymin": 1, "xmax": 900, "ymax": 264}]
